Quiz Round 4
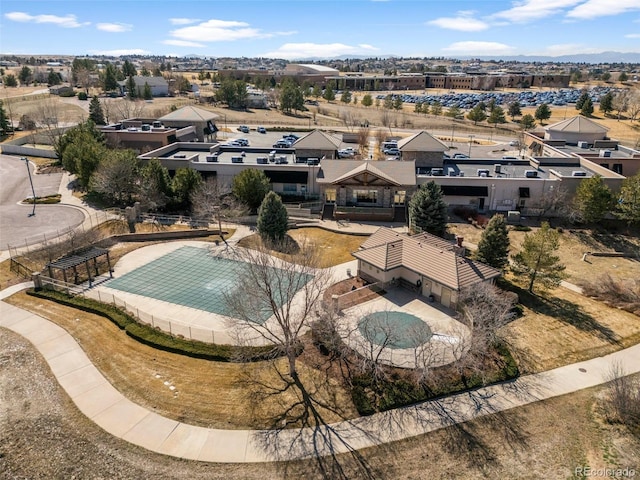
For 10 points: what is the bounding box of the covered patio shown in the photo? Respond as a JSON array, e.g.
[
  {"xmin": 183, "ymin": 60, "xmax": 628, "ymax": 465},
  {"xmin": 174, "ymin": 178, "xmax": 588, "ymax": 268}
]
[{"xmin": 45, "ymin": 247, "xmax": 113, "ymax": 287}]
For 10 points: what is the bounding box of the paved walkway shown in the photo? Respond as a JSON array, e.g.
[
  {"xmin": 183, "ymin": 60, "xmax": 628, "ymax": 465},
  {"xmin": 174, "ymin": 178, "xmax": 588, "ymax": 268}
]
[{"xmin": 2, "ymin": 285, "xmax": 639, "ymax": 463}]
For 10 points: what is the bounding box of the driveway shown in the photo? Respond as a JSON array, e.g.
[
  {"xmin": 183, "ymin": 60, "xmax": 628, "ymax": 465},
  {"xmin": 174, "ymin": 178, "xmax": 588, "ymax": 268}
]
[{"xmin": 0, "ymin": 155, "xmax": 85, "ymax": 249}]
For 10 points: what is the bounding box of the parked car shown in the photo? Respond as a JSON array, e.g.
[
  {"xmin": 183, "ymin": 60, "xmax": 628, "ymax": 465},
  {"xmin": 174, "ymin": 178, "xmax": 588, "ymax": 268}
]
[
  {"xmin": 257, "ymin": 126, "xmax": 266, "ymax": 134},
  {"xmin": 283, "ymin": 133, "xmax": 299, "ymax": 142},
  {"xmin": 383, "ymin": 147, "xmax": 400, "ymax": 156},
  {"xmin": 509, "ymin": 140, "xmax": 520, "ymax": 147},
  {"xmin": 338, "ymin": 148, "xmax": 356, "ymax": 158},
  {"xmin": 237, "ymin": 125, "xmax": 249, "ymax": 133},
  {"xmin": 453, "ymin": 153, "xmax": 469, "ymax": 159},
  {"xmin": 273, "ymin": 139, "xmax": 293, "ymax": 148},
  {"xmin": 235, "ymin": 138, "xmax": 249, "ymax": 146}
]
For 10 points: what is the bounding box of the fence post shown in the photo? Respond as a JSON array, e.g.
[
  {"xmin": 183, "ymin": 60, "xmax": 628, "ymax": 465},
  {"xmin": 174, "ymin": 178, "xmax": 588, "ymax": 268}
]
[{"xmin": 189, "ymin": 326, "xmax": 192, "ymax": 340}]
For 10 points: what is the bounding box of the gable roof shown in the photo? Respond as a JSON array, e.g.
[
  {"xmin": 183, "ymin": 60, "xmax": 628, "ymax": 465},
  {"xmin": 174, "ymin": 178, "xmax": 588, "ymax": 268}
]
[
  {"xmin": 158, "ymin": 105, "xmax": 219, "ymax": 122},
  {"xmin": 353, "ymin": 227, "xmax": 500, "ymax": 290},
  {"xmin": 293, "ymin": 130, "xmax": 341, "ymax": 150},
  {"xmin": 317, "ymin": 160, "xmax": 416, "ymax": 186},
  {"xmin": 397, "ymin": 131, "xmax": 449, "ymax": 152},
  {"xmin": 545, "ymin": 115, "xmax": 608, "ymax": 134},
  {"xmin": 117, "ymin": 76, "xmax": 168, "ymax": 88}
]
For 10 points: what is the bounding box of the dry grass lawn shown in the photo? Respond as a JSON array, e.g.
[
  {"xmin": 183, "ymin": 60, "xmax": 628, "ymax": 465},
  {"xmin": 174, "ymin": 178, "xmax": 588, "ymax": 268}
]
[
  {"xmin": 5, "ymin": 291, "xmax": 358, "ymax": 430},
  {"xmin": 501, "ymin": 283, "xmax": 640, "ymax": 373},
  {"xmin": 238, "ymin": 227, "xmax": 365, "ymax": 268},
  {"xmin": 449, "ymin": 222, "xmax": 640, "ymax": 283}
]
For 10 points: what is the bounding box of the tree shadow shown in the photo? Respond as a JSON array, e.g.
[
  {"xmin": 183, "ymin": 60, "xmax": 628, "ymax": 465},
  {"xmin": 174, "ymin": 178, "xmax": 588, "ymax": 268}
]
[
  {"xmin": 571, "ymin": 230, "xmax": 640, "ymax": 260},
  {"xmin": 512, "ymin": 284, "xmax": 621, "ymax": 344}
]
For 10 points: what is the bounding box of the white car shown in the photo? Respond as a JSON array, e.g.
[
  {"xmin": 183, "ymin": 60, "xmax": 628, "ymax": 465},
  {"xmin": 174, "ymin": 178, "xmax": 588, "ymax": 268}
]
[{"xmin": 338, "ymin": 148, "xmax": 356, "ymax": 158}]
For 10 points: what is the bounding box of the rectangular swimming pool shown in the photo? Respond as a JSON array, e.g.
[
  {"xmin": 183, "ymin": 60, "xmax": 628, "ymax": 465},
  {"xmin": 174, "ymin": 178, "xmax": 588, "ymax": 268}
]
[{"xmin": 106, "ymin": 246, "xmax": 311, "ymax": 323}]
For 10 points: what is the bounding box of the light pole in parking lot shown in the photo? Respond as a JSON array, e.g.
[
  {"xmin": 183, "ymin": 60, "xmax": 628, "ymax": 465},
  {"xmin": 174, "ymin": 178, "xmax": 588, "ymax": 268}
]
[
  {"xmin": 22, "ymin": 157, "xmax": 36, "ymax": 217},
  {"xmin": 468, "ymin": 134, "xmax": 474, "ymax": 158}
]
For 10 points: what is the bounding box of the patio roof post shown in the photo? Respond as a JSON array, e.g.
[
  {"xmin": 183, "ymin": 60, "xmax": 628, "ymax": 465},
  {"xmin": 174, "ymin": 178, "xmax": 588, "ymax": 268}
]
[
  {"xmin": 106, "ymin": 251, "xmax": 113, "ymax": 278},
  {"xmin": 85, "ymin": 260, "xmax": 92, "ymax": 287}
]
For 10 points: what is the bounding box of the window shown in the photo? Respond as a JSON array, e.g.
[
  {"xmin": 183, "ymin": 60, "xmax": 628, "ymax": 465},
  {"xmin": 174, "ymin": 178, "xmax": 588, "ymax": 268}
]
[
  {"xmin": 283, "ymin": 184, "xmax": 297, "ymax": 193},
  {"xmin": 352, "ymin": 189, "xmax": 378, "ymax": 204},
  {"xmin": 613, "ymin": 164, "xmax": 623, "ymax": 174},
  {"xmin": 325, "ymin": 189, "xmax": 336, "ymax": 203},
  {"xmin": 394, "ymin": 190, "xmax": 406, "ymax": 205}
]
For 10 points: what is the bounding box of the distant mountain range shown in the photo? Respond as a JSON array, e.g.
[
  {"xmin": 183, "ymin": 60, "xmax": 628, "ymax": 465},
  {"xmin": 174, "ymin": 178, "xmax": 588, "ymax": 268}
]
[{"xmin": 288, "ymin": 51, "xmax": 640, "ymax": 64}]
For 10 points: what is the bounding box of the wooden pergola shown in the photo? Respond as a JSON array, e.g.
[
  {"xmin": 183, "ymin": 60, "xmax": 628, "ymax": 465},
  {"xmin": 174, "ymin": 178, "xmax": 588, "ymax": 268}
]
[{"xmin": 46, "ymin": 247, "xmax": 113, "ymax": 287}]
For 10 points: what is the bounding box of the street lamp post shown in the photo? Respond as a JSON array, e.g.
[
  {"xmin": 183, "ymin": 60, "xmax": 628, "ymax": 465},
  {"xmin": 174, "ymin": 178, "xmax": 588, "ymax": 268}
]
[
  {"xmin": 22, "ymin": 157, "xmax": 36, "ymax": 217},
  {"xmin": 468, "ymin": 134, "xmax": 474, "ymax": 158}
]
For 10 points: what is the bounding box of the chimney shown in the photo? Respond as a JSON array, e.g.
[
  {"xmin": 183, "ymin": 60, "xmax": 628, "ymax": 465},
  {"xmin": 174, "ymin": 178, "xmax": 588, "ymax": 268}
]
[{"xmin": 454, "ymin": 236, "xmax": 466, "ymax": 257}]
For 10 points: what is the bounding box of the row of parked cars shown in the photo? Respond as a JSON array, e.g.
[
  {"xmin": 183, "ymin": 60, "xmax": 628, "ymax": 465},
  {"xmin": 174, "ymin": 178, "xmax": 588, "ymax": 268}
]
[{"xmin": 377, "ymin": 85, "xmax": 618, "ymax": 109}]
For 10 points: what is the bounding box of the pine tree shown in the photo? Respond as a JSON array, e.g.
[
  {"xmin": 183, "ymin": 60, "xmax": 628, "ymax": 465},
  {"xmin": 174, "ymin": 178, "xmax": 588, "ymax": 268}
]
[
  {"xmin": 599, "ymin": 92, "xmax": 614, "ymax": 116},
  {"xmin": 534, "ymin": 103, "xmax": 552, "ymax": 124},
  {"xmin": 257, "ymin": 191, "xmax": 289, "ymax": 243},
  {"xmin": 575, "ymin": 91, "xmax": 589, "ymax": 111},
  {"xmin": 511, "ymin": 222, "xmax": 566, "ymax": 293},
  {"xmin": 89, "ymin": 96, "xmax": 106, "ymax": 125},
  {"xmin": 580, "ymin": 97, "xmax": 594, "ymax": 117},
  {"xmin": 573, "ymin": 175, "xmax": 614, "ymax": 223},
  {"xmin": 488, "ymin": 106, "xmax": 507, "ymax": 126},
  {"xmin": 467, "ymin": 104, "xmax": 487, "ymax": 124},
  {"xmin": 615, "ymin": 173, "xmax": 640, "ymax": 225},
  {"xmin": 408, "ymin": 181, "xmax": 447, "ymax": 236},
  {"xmin": 0, "ymin": 100, "xmax": 10, "ymax": 138},
  {"xmin": 143, "ymin": 82, "xmax": 153, "ymax": 100},
  {"xmin": 476, "ymin": 214, "xmax": 510, "ymax": 270},
  {"xmin": 126, "ymin": 75, "xmax": 137, "ymax": 99}
]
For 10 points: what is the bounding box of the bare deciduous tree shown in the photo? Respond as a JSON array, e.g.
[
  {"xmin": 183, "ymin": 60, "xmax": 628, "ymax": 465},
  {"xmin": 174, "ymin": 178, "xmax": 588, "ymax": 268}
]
[
  {"xmin": 533, "ymin": 185, "xmax": 569, "ymax": 219},
  {"xmin": 356, "ymin": 126, "xmax": 370, "ymax": 157},
  {"xmin": 225, "ymin": 240, "xmax": 332, "ymax": 380},
  {"xmin": 190, "ymin": 177, "xmax": 248, "ymax": 230}
]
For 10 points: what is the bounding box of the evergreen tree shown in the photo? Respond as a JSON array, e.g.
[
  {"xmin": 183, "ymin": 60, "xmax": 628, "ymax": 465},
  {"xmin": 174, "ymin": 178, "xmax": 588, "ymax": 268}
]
[
  {"xmin": 89, "ymin": 96, "xmax": 106, "ymax": 125},
  {"xmin": 19, "ymin": 66, "xmax": 32, "ymax": 85},
  {"xmin": 508, "ymin": 101, "xmax": 522, "ymax": 120},
  {"xmin": 383, "ymin": 95, "xmax": 394, "ymax": 109},
  {"xmin": 340, "ymin": 89, "xmax": 352, "ymax": 104},
  {"xmin": 467, "ymin": 104, "xmax": 487, "ymax": 124},
  {"xmin": 232, "ymin": 168, "xmax": 271, "ymax": 213},
  {"xmin": 520, "ymin": 113, "xmax": 536, "ymax": 130},
  {"xmin": 511, "ymin": 222, "xmax": 566, "ymax": 293},
  {"xmin": 0, "ymin": 100, "xmax": 10, "ymax": 138},
  {"xmin": 488, "ymin": 106, "xmax": 507, "ymax": 126},
  {"xmin": 573, "ymin": 175, "xmax": 614, "ymax": 223},
  {"xmin": 126, "ymin": 75, "xmax": 137, "ymax": 99},
  {"xmin": 408, "ymin": 181, "xmax": 447, "ymax": 236},
  {"xmin": 393, "ymin": 96, "xmax": 403, "ymax": 110},
  {"xmin": 122, "ymin": 59, "xmax": 137, "ymax": 77},
  {"xmin": 312, "ymin": 84, "xmax": 322, "ymax": 100},
  {"xmin": 61, "ymin": 131, "xmax": 106, "ymax": 188},
  {"xmin": 615, "ymin": 173, "xmax": 640, "ymax": 225},
  {"xmin": 476, "ymin": 214, "xmax": 510, "ymax": 270},
  {"xmin": 143, "ymin": 82, "xmax": 153, "ymax": 100},
  {"xmin": 47, "ymin": 70, "xmax": 62, "ymax": 86},
  {"xmin": 323, "ymin": 82, "xmax": 335, "ymax": 101},
  {"xmin": 534, "ymin": 103, "xmax": 552, "ymax": 124},
  {"xmin": 575, "ymin": 91, "xmax": 589, "ymax": 110},
  {"xmin": 4, "ymin": 74, "xmax": 18, "ymax": 87},
  {"xmin": 599, "ymin": 92, "xmax": 614, "ymax": 116},
  {"xmin": 140, "ymin": 159, "xmax": 173, "ymax": 211},
  {"xmin": 361, "ymin": 93, "xmax": 373, "ymax": 107},
  {"xmin": 257, "ymin": 191, "xmax": 289, "ymax": 243},
  {"xmin": 580, "ymin": 97, "xmax": 594, "ymax": 117},
  {"xmin": 618, "ymin": 71, "xmax": 629, "ymax": 82},
  {"xmin": 172, "ymin": 168, "xmax": 202, "ymax": 211},
  {"xmin": 445, "ymin": 105, "xmax": 462, "ymax": 119}
]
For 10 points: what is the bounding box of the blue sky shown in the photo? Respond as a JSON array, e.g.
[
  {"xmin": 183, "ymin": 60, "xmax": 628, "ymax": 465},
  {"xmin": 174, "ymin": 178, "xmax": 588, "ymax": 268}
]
[{"xmin": 1, "ymin": 0, "xmax": 639, "ymax": 59}]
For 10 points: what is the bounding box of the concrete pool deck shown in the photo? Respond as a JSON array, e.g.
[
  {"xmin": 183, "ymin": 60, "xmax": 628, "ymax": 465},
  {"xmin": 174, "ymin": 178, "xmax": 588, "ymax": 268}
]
[
  {"xmin": 89, "ymin": 239, "xmax": 358, "ymax": 346},
  {"xmin": 339, "ymin": 287, "xmax": 470, "ymax": 369}
]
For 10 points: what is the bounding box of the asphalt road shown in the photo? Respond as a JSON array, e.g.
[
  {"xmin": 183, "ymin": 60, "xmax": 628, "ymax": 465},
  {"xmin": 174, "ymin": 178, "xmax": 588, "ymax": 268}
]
[{"xmin": 0, "ymin": 155, "xmax": 85, "ymax": 250}]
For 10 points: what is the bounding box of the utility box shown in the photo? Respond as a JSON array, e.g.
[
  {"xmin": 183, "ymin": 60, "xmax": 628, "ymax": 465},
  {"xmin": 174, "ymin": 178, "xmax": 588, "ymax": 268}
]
[{"xmin": 507, "ymin": 210, "xmax": 521, "ymax": 224}]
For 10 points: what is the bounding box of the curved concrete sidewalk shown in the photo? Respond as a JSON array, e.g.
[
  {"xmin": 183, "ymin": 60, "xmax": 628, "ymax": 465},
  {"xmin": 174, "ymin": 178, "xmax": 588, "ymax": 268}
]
[{"xmin": 2, "ymin": 289, "xmax": 640, "ymax": 463}]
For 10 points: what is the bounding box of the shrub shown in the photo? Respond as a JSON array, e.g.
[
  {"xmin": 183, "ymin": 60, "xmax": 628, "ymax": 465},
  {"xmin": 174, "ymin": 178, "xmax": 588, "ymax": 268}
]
[
  {"xmin": 77, "ymin": 91, "xmax": 88, "ymax": 100},
  {"xmin": 27, "ymin": 289, "xmax": 277, "ymax": 362},
  {"xmin": 512, "ymin": 225, "xmax": 532, "ymax": 232},
  {"xmin": 59, "ymin": 90, "xmax": 77, "ymax": 98}
]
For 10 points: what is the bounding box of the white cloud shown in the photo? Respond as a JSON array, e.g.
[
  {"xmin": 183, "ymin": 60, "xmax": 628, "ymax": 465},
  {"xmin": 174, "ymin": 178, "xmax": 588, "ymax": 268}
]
[
  {"xmin": 263, "ymin": 42, "xmax": 380, "ymax": 59},
  {"xmin": 169, "ymin": 18, "xmax": 296, "ymax": 43},
  {"xmin": 162, "ymin": 39, "xmax": 206, "ymax": 48},
  {"xmin": 442, "ymin": 41, "xmax": 516, "ymax": 55},
  {"xmin": 4, "ymin": 11, "xmax": 88, "ymax": 28},
  {"xmin": 97, "ymin": 22, "xmax": 132, "ymax": 33},
  {"xmin": 427, "ymin": 12, "xmax": 489, "ymax": 31},
  {"xmin": 90, "ymin": 48, "xmax": 150, "ymax": 56},
  {"xmin": 492, "ymin": 0, "xmax": 582, "ymax": 23},
  {"xmin": 566, "ymin": 0, "xmax": 640, "ymax": 19},
  {"xmin": 625, "ymin": 33, "xmax": 640, "ymax": 38},
  {"xmin": 169, "ymin": 18, "xmax": 200, "ymax": 25}
]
